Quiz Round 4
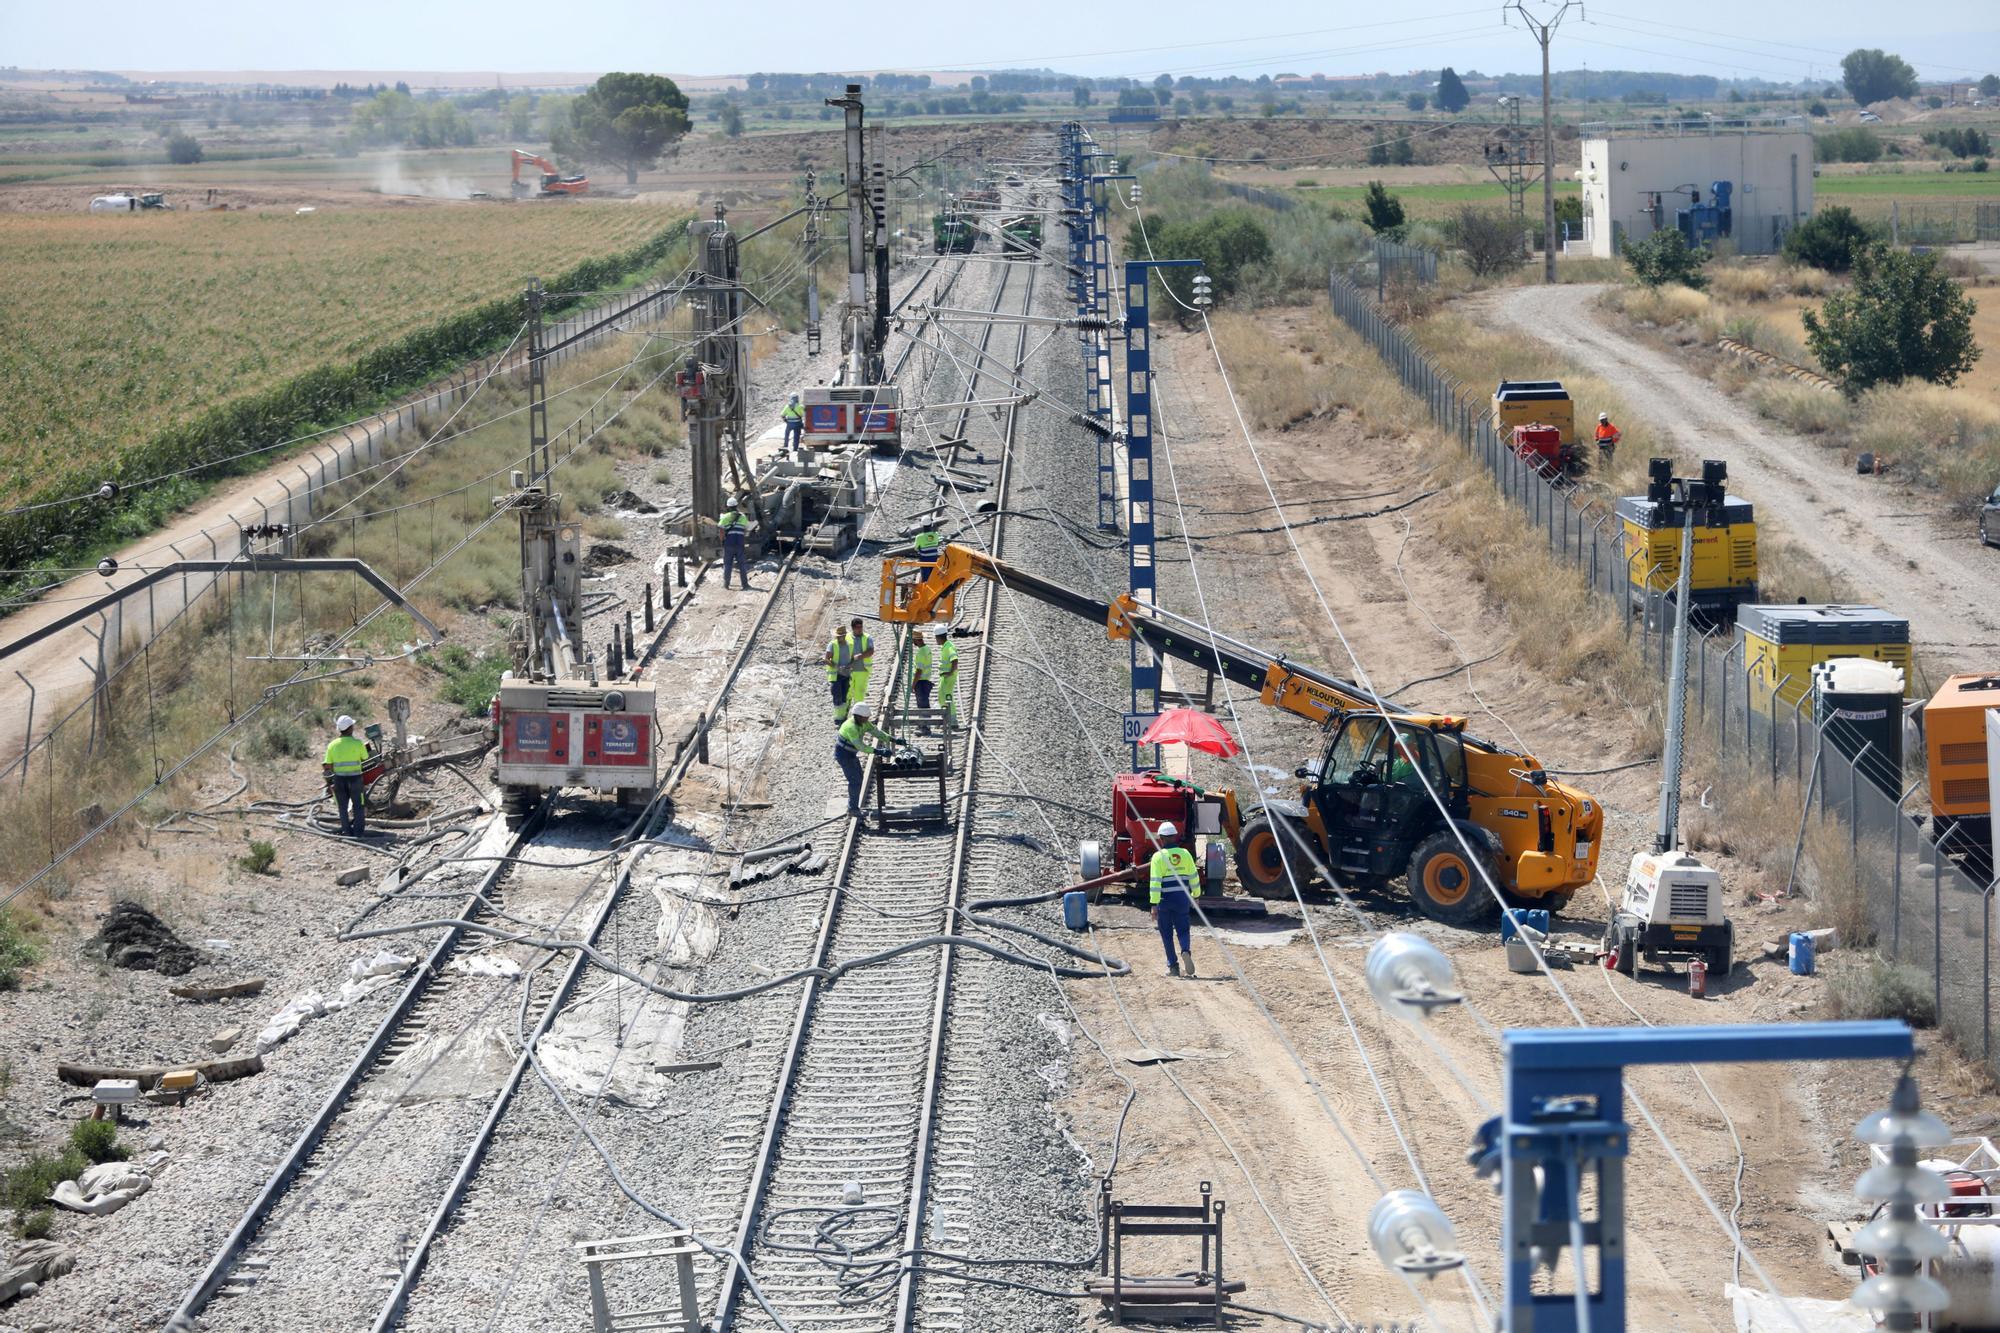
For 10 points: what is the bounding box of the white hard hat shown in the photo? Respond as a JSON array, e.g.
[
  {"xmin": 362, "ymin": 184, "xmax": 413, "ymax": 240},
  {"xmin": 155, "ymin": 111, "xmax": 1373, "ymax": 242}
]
[
  {"xmin": 1157, "ymin": 821, "xmax": 1179, "ymax": 838},
  {"xmin": 851, "ymin": 702, "xmax": 874, "ymax": 720},
  {"xmin": 1598, "ymin": 412, "xmax": 1609, "ymax": 422},
  {"xmin": 789, "ymin": 392, "xmax": 800, "ymax": 402},
  {"xmin": 335, "ymin": 715, "xmax": 355, "ymax": 731}
]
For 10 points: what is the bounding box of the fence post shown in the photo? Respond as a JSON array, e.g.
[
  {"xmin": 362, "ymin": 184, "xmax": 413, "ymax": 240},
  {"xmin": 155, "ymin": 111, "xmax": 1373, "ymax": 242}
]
[
  {"xmin": 1892, "ymin": 804, "xmax": 1903, "ymax": 960},
  {"xmin": 1850, "ymin": 743, "xmax": 1870, "ymax": 872},
  {"xmin": 1935, "ymin": 851, "xmax": 1944, "ymax": 1023}
]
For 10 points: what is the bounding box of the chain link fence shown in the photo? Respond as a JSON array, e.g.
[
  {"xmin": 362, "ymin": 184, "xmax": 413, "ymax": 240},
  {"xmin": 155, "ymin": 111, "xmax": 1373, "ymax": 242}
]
[{"xmin": 1328, "ymin": 269, "xmax": 2000, "ymax": 1071}]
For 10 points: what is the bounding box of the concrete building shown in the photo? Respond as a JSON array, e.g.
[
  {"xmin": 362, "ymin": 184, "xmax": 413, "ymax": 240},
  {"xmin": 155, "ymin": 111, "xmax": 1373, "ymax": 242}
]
[{"xmin": 1576, "ymin": 115, "xmax": 1814, "ymax": 258}]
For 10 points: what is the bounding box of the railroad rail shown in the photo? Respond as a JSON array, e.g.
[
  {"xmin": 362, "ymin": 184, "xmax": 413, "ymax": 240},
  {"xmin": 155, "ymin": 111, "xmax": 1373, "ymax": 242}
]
[
  {"xmin": 166, "ymin": 245, "xmax": 985, "ymax": 1333},
  {"xmin": 711, "ymin": 244, "xmax": 1043, "ymax": 1332}
]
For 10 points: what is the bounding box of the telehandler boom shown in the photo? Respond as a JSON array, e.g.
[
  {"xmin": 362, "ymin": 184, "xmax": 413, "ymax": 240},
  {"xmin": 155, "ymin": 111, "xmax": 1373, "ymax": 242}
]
[{"xmin": 882, "ymin": 546, "xmax": 1603, "ymax": 923}]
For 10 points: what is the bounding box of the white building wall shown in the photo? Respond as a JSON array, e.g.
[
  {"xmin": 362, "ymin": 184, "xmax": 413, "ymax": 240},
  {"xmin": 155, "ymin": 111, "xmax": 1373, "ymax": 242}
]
[{"xmin": 1578, "ymin": 130, "xmax": 1814, "ymax": 258}]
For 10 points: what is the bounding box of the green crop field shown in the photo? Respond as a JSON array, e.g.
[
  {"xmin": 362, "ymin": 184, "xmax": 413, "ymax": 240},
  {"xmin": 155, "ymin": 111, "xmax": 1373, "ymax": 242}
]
[
  {"xmin": 1816, "ymin": 171, "xmax": 2000, "ymax": 198},
  {"xmin": 1294, "ymin": 179, "xmax": 1582, "ymax": 221},
  {"xmin": 0, "ymin": 204, "xmax": 679, "ymax": 506}
]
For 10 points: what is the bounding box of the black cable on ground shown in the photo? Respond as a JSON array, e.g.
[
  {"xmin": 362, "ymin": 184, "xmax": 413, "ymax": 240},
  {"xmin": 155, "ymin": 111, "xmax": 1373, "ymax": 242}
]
[{"xmin": 1193, "ymin": 487, "xmax": 1441, "ymax": 540}]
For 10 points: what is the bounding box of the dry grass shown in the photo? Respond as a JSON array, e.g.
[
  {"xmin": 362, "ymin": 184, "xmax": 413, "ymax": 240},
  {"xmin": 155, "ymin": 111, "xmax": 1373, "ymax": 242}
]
[
  {"xmin": 1856, "ymin": 381, "xmax": 2000, "ymax": 501},
  {"xmin": 1610, "ymin": 284, "xmax": 1715, "ymax": 332},
  {"xmin": 0, "ymin": 328, "xmax": 686, "ymax": 890},
  {"xmin": 1293, "ymin": 313, "xmax": 1660, "ymax": 724},
  {"xmin": 1206, "ymin": 312, "xmax": 1330, "ymax": 431}
]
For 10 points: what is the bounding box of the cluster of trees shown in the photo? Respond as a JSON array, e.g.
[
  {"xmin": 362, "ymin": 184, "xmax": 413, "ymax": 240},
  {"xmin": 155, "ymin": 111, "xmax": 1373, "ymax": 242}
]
[
  {"xmin": 1840, "ymin": 49, "xmax": 1919, "ymax": 106},
  {"xmin": 350, "ymin": 89, "xmax": 477, "ymax": 148},
  {"xmin": 1146, "ymin": 209, "xmax": 1272, "ymax": 318},
  {"xmin": 1924, "ymin": 127, "xmax": 1992, "ymax": 159},
  {"xmin": 1815, "ymin": 127, "xmax": 1883, "ymax": 163},
  {"xmin": 555, "ymin": 73, "xmax": 689, "ymax": 184}
]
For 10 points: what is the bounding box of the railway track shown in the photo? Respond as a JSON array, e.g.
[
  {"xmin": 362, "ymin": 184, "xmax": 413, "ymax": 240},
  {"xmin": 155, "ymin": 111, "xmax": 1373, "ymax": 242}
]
[
  {"xmin": 163, "ymin": 242, "xmax": 993, "ymax": 1333},
  {"xmin": 708, "ymin": 245, "xmax": 1043, "ymax": 1332}
]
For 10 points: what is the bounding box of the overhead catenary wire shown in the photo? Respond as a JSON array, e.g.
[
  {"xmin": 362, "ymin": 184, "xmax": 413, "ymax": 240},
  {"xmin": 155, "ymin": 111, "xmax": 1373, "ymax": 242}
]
[{"xmin": 1186, "ymin": 251, "xmax": 1822, "ymax": 1333}]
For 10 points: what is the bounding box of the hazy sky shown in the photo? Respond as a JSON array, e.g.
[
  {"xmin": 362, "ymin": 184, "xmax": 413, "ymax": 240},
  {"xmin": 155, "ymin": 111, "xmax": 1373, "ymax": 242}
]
[{"xmin": 6, "ymin": 0, "xmax": 1997, "ymax": 84}]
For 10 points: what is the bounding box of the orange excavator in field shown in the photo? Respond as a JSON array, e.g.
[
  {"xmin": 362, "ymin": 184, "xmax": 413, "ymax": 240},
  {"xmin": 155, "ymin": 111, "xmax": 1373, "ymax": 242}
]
[
  {"xmin": 510, "ymin": 148, "xmax": 588, "ymax": 197},
  {"xmin": 881, "ymin": 545, "xmax": 1605, "ymax": 925}
]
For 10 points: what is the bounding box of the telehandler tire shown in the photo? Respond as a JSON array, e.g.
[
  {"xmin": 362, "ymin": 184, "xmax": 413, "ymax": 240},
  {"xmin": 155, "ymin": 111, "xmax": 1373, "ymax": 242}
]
[
  {"xmin": 1235, "ymin": 814, "xmax": 1311, "ymax": 899},
  {"xmin": 1406, "ymin": 832, "xmax": 1500, "ymax": 927}
]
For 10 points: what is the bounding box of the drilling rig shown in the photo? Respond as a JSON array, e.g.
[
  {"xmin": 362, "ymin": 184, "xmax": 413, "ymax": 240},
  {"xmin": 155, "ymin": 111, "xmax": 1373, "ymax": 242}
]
[
  {"xmin": 491, "ymin": 281, "xmax": 658, "ymax": 828},
  {"xmin": 796, "ymin": 84, "xmax": 901, "ymax": 454}
]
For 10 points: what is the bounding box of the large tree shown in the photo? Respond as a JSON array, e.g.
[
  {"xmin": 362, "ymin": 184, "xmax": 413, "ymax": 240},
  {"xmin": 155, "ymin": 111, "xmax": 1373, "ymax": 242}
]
[
  {"xmin": 562, "ymin": 72, "xmax": 690, "ymax": 185},
  {"xmin": 1840, "ymin": 48, "xmax": 1919, "ymax": 107},
  {"xmin": 1436, "ymin": 67, "xmax": 1471, "ymax": 113},
  {"xmin": 1803, "ymin": 247, "xmax": 1981, "ymax": 393}
]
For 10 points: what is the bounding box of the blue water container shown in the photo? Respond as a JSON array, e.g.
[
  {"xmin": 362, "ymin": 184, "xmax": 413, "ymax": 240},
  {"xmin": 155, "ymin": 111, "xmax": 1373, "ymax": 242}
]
[
  {"xmin": 1501, "ymin": 908, "xmax": 1549, "ymax": 943},
  {"xmin": 1062, "ymin": 891, "xmax": 1089, "ymax": 932},
  {"xmin": 1789, "ymin": 932, "xmax": 1816, "ymax": 975}
]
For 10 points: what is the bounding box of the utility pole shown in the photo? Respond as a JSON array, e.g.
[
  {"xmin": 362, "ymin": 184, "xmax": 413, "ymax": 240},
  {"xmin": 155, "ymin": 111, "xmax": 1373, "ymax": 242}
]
[{"xmin": 1508, "ymin": 0, "xmax": 1580, "ymax": 283}]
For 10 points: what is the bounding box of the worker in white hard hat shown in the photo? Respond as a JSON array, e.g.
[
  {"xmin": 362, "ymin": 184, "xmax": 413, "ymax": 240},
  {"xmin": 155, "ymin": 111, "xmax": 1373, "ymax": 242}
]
[
  {"xmin": 834, "ymin": 701, "xmax": 900, "ymax": 817},
  {"xmin": 1147, "ymin": 822, "xmax": 1202, "ymax": 977},
  {"xmin": 1593, "ymin": 411, "xmax": 1621, "ymax": 465},
  {"xmin": 321, "ymin": 715, "xmax": 371, "ymax": 838}
]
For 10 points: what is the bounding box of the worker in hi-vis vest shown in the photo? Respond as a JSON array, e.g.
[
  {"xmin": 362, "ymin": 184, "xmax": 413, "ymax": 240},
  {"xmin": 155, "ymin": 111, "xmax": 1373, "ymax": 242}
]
[
  {"xmin": 835, "ymin": 702, "xmax": 898, "ymax": 816},
  {"xmin": 717, "ymin": 499, "xmax": 753, "ymax": 591},
  {"xmin": 911, "ymin": 522, "xmax": 942, "ymax": 570},
  {"xmin": 1148, "ymin": 823, "xmax": 1201, "ymax": 977},
  {"xmin": 911, "ymin": 630, "xmax": 934, "ymax": 712},
  {"xmin": 782, "ymin": 393, "xmax": 804, "ymax": 449},
  {"xmin": 934, "ymin": 633, "xmax": 958, "ymax": 728},
  {"xmin": 823, "ymin": 618, "xmax": 874, "ymax": 723},
  {"xmin": 322, "ymin": 715, "xmax": 371, "ymax": 838}
]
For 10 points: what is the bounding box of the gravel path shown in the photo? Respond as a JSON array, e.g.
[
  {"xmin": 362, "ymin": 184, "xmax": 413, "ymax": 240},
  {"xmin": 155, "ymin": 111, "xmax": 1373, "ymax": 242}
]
[{"xmin": 1482, "ymin": 282, "xmax": 2000, "ymax": 673}]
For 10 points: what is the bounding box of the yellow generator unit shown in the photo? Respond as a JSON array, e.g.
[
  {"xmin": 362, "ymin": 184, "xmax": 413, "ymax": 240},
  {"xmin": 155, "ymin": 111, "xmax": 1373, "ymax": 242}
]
[
  {"xmin": 1492, "ymin": 379, "xmax": 1575, "ymax": 447},
  {"xmin": 1736, "ymin": 603, "xmax": 1912, "ymax": 717},
  {"xmin": 1617, "ymin": 458, "xmax": 1757, "ymax": 623}
]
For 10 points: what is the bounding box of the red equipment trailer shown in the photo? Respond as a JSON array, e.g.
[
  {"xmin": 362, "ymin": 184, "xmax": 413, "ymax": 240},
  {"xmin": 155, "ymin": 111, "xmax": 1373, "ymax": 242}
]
[{"xmin": 1075, "ymin": 772, "xmax": 1231, "ymax": 902}]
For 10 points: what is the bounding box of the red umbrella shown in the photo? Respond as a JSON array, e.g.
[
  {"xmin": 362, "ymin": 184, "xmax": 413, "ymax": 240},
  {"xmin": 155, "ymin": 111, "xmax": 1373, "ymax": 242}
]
[{"xmin": 1138, "ymin": 707, "xmax": 1241, "ymax": 757}]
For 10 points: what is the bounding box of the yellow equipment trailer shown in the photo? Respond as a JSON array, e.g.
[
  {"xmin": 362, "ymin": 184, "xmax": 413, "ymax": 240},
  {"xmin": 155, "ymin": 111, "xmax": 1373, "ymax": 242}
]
[{"xmin": 1617, "ymin": 458, "xmax": 1758, "ymax": 623}]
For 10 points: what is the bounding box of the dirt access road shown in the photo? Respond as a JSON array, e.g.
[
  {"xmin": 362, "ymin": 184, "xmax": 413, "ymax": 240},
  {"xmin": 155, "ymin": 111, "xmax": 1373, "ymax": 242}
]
[{"xmin": 1484, "ymin": 282, "xmax": 2000, "ymax": 676}]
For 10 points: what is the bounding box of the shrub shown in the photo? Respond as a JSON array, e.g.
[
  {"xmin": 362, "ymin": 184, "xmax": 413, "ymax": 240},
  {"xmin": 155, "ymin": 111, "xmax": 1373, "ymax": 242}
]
[
  {"xmin": 1828, "ymin": 957, "xmax": 1936, "ymax": 1026},
  {"xmin": 1451, "ymin": 205, "xmax": 1524, "ymax": 277},
  {"xmin": 1815, "ymin": 127, "xmax": 1882, "ymax": 163},
  {"xmin": 68, "ymin": 1118, "xmax": 127, "ymax": 1165},
  {"xmin": 1623, "ymin": 227, "xmax": 1711, "ymax": 290},
  {"xmin": 1, "ymin": 1147, "xmax": 87, "ymax": 1215},
  {"xmin": 1362, "ymin": 180, "xmax": 1405, "ymax": 236},
  {"xmin": 13, "ymin": 1208, "xmax": 52, "ymax": 1239},
  {"xmin": 165, "ymin": 132, "xmax": 203, "ymax": 165},
  {"xmin": 1148, "ymin": 209, "xmax": 1273, "ymax": 314},
  {"xmin": 1808, "ymin": 100, "xmax": 1829, "ymax": 117},
  {"xmin": 250, "ymin": 719, "xmax": 310, "ymax": 761},
  {"xmin": 1782, "ymin": 205, "xmax": 1882, "ymax": 273},
  {"xmin": 424, "ymin": 644, "xmax": 510, "ymax": 715},
  {"xmin": 1974, "ymin": 158, "xmax": 1990, "ymax": 173},
  {"xmin": 237, "ymin": 839, "xmax": 277, "ymax": 876},
  {"xmin": 0, "ymin": 909, "xmax": 39, "ymax": 992},
  {"xmin": 1803, "ymin": 247, "xmax": 1982, "ymax": 392},
  {"xmin": 1925, "ymin": 127, "xmax": 1992, "ymax": 158}
]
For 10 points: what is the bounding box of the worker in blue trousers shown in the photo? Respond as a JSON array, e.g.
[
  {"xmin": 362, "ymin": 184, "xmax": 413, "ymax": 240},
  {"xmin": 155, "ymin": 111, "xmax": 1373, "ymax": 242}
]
[
  {"xmin": 835, "ymin": 702, "xmax": 899, "ymax": 816},
  {"xmin": 782, "ymin": 394, "xmax": 805, "ymax": 449},
  {"xmin": 717, "ymin": 498, "xmax": 753, "ymax": 590},
  {"xmin": 1148, "ymin": 822, "xmax": 1200, "ymax": 977}
]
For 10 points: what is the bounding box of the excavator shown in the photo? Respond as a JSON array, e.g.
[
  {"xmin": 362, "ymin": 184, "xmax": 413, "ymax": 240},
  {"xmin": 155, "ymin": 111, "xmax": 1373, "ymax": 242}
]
[
  {"xmin": 510, "ymin": 148, "xmax": 588, "ymax": 197},
  {"xmin": 881, "ymin": 546, "xmax": 1604, "ymax": 924}
]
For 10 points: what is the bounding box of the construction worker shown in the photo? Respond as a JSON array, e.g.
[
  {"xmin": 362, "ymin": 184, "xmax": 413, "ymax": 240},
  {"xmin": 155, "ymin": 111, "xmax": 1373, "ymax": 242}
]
[
  {"xmin": 911, "ymin": 520, "xmax": 943, "ymax": 570},
  {"xmin": 912, "ymin": 630, "xmax": 934, "ymax": 711},
  {"xmin": 824, "ymin": 622, "xmax": 857, "ymax": 721},
  {"xmin": 835, "ymin": 702, "xmax": 899, "ymax": 816},
  {"xmin": 322, "ymin": 715, "xmax": 370, "ymax": 838},
  {"xmin": 934, "ymin": 630, "xmax": 958, "ymax": 728},
  {"xmin": 1594, "ymin": 412, "xmax": 1621, "ymax": 465},
  {"xmin": 1148, "ymin": 823, "xmax": 1200, "ymax": 977},
  {"xmin": 718, "ymin": 498, "xmax": 753, "ymax": 591},
  {"xmin": 844, "ymin": 616, "xmax": 874, "ymax": 718},
  {"xmin": 782, "ymin": 393, "xmax": 805, "ymax": 449}
]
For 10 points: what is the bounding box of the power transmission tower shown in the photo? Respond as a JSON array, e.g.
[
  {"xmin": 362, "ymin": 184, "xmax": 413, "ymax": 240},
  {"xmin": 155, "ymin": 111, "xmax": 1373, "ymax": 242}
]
[
  {"xmin": 1507, "ymin": 0, "xmax": 1581, "ymax": 283},
  {"xmin": 1482, "ymin": 95, "xmax": 1542, "ymax": 224}
]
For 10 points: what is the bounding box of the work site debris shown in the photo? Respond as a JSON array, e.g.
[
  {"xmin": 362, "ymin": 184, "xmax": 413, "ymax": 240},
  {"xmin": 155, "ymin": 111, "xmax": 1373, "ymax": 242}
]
[
  {"xmin": 0, "ymin": 1239, "xmax": 75, "ymax": 1304},
  {"xmin": 49, "ymin": 1158, "xmax": 162, "ymax": 1216},
  {"xmin": 448, "ymin": 955, "xmax": 521, "ymax": 979},
  {"xmin": 585, "ymin": 542, "xmax": 635, "ymax": 568},
  {"xmin": 57, "ymin": 1055, "xmax": 262, "ymax": 1089},
  {"xmin": 208, "ymin": 1027, "xmax": 242, "ymax": 1053},
  {"xmin": 255, "ymin": 951, "xmax": 413, "ymax": 1051},
  {"xmin": 90, "ymin": 901, "xmax": 200, "ymax": 976},
  {"xmin": 167, "ymin": 977, "xmax": 266, "ymax": 1002},
  {"xmin": 336, "ymin": 865, "xmax": 370, "ymax": 886}
]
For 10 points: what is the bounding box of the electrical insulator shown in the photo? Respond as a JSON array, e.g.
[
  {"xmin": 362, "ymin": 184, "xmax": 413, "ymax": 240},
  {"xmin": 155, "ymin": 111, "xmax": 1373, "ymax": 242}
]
[
  {"xmin": 1130, "ymin": 184, "xmax": 1142, "ymax": 206},
  {"xmin": 1851, "ymin": 1074, "xmax": 1954, "ymax": 1323},
  {"xmin": 1369, "ymin": 1190, "xmax": 1465, "ymax": 1277},
  {"xmin": 97, "ymin": 558, "xmax": 118, "ymax": 578},
  {"xmin": 1365, "ymin": 932, "xmax": 1462, "ymax": 1022},
  {"xmin": 95, "ymin": 481, "xmax": 118, "ymax": 501}
]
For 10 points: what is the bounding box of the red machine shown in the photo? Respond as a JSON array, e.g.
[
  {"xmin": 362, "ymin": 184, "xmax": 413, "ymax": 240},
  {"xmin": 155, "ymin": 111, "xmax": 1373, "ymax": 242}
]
[
  {"xmin": 1075, "ymin": 772, "xmax": 1230, "ymax": 902},
  {"xmin": 1511, "ymin": 423, "xmax": 1577, "ymax": 479}
]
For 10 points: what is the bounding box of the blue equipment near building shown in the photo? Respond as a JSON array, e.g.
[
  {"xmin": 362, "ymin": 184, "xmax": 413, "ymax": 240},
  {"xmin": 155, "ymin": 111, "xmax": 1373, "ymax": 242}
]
[{"xmin": 1676, "ymin": 180, "xmax": 1733, "ymax": 246}]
